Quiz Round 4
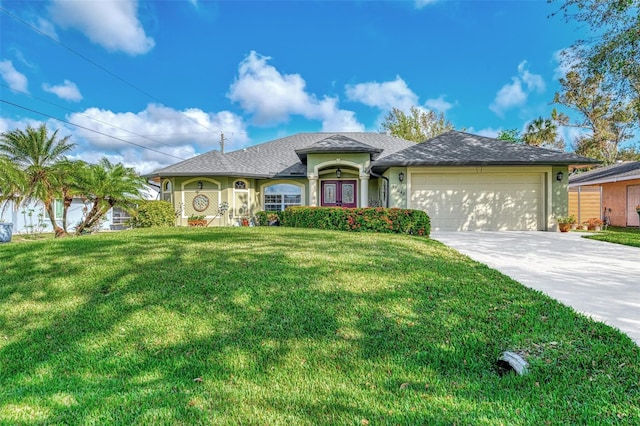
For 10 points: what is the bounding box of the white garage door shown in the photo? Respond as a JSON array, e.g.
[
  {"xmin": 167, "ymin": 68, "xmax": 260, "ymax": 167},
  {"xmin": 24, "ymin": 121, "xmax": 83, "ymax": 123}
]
[{"xmin": 410, "ymin": 172, "xmax": 544, "ymax": 231}]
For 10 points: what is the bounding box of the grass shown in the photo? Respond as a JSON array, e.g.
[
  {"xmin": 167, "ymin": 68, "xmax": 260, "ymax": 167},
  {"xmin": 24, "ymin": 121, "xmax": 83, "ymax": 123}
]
[
  {"xmin": 583, "ymin": 226, "xmax": 640, "ymax": 248},
  {"xmin": 1, "ymin": 227, "xmax": 638, "ymax": 425}
]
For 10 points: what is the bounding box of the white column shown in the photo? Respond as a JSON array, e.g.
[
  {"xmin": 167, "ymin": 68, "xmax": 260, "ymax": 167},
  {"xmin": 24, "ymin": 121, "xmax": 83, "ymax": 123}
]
[
  {"xmin": 308, "ymin": 174, "xmax": 318, "ymax": 206},
  {"xmin": 359, "ymin": 174, "xmax": 370, "ymax": 207}
]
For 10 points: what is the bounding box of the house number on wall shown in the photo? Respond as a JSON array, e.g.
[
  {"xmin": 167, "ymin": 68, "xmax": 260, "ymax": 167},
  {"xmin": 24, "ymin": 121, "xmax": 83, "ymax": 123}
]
[{"xmin": 193, "ymin": 194, "xmax": 209, "ymax": 212}]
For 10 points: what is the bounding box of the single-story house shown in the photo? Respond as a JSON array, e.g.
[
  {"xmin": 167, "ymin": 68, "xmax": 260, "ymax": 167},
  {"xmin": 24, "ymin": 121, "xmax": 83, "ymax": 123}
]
[
  {"xmin": 0, "ymin": 199, "xmax": 134, "ymax": 234},
  {"xmin": 569, "ymin": 161, "xmax": 640, "ymax": 227},
  {"xmin": 145, "ymin": 131, "xmax": 598, "ymax": 231}
]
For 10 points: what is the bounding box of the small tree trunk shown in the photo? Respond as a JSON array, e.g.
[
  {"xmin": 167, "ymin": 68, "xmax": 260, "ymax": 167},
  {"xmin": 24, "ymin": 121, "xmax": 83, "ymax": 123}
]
[
  {"xmin": 44, "ymin": 199, "xmax": 66, "ymax": 238},
  {"xmin": 76, "ymin": 200, "xmax": 101, "ymax": 235}
]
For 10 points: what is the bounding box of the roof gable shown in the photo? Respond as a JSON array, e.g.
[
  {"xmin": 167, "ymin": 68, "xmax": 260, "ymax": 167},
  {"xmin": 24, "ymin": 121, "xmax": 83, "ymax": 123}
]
[
  {"xmin": 372, "ymin": 131, "xmax": 600, "ymax": 170},
  {"xmin": 295, "ymin": 135, "xmax": 383, "ymax": 162}
]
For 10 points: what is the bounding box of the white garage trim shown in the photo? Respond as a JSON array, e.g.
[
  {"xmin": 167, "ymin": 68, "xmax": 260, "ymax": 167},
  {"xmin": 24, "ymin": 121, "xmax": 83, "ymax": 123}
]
[{"xmin": 407, "ymin": 166, "xmax": 553, "ymax": 231}]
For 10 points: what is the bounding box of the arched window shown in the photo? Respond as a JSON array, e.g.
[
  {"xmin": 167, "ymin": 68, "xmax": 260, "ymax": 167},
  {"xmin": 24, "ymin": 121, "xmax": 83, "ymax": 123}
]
[
  {"xmin": 162, "ymin": 180, "xmax": 172, "ymax": 202},
  {"xmin": 264, "ymin": 184, "xmax": 302, "ymax": 211},
  {"xmin": 234, "ymin": 180, "xmax": 247, "ymax": 189}
]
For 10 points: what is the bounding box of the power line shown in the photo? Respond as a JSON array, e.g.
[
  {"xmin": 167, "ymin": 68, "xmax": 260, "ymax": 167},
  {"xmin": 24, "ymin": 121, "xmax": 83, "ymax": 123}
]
[
  {"xmin": 1, "ymin": 99, "xmax": 187, "ymax": 160},
  {"xmin": 0, "ymin": 83, "xmax": 197, "ymax": 157},
  {"xmin": 0, "ymin": 6, "xmax": 222, "ymax": 138}
]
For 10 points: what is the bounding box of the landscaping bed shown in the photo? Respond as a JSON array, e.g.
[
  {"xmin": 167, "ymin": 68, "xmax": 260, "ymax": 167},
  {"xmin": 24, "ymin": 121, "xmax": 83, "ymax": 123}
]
[{"xmin": 1, "ymin": 227, "xmax": 638, "ymax": 424}]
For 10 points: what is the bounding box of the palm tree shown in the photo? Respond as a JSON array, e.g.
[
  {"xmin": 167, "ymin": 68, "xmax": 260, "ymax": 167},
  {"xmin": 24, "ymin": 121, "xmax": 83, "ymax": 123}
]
[
  {"xmin": 522, "ymin": 117, "xmax": 565, "ymax": 150},
  {"xmin": 57, "ymin": 159, "xmax": 90, "ymax": 233},
  {"xmin": 0, "ymin": 124, "xmax": 75, "ymax": 236},
  {"xmin": 0, "ymin": 155, "xmax": 26, "ymax": 217},
  {"xmin": 74, "ymin": 158, "xmax": 146, "ymax": 235}
]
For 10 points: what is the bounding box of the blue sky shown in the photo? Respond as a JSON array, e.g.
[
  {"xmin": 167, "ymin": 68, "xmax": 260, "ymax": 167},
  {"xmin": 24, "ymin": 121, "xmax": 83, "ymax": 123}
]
[{"xmin": 0, "ymin": 0, "xmax": 592, "ymax": 173}]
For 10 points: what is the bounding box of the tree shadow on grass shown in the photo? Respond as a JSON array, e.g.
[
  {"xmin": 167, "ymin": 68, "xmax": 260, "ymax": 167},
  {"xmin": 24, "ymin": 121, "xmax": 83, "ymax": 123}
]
[{"xmin": 1, "ymin": 228, "xmax": 638, "ymax": 424}]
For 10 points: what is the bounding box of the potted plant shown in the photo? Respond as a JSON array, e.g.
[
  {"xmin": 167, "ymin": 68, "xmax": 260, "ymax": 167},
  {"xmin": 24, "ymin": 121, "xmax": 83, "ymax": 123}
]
[
  {"xmin": 0, "ymin": 219, "xmax": 13, "ymax": 243},
  {"xmin": 241, "ymin": 216, "xmax": 250, "ymax": 226},
  {"xmin": 187, "ymin": 214, "xmax": 207, "ymax": 227},
  {"xmin": 556, "ymin": 215, "xmax": 576, "ymax": 233},
  {"xmin": 587, "ymin": 217, "xmax": 603, "ymax": 231}
]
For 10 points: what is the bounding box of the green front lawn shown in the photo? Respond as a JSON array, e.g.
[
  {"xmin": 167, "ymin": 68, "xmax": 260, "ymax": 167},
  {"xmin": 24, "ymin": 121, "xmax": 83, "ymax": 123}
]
[
  {"xmin": 584, "ymin": 226, "xmax": 640, "ymax": 248},
  {"xmin": 1, "ymin": 228, "xmax": 638, "ymax": 424}
]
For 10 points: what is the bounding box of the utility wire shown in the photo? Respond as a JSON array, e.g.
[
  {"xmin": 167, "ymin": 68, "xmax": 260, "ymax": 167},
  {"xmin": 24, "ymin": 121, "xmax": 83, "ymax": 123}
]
[
  {"xmin": 0, "ymin": 6, "xmax": 222, "ymax": 138},
  {"xmin": 0, "ymin": 83, "xmax": 196, "ymax": 157},
  {"xmin": 1, "ymin": 99, "xmax": 187, "ymax": 160}
]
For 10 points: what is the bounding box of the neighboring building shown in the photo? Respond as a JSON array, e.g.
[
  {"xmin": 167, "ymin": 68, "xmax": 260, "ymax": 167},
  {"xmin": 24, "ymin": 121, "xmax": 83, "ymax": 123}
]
[
  {"xmin": 569, "ymin": 161, "xmax": 640, "ymax": 227},
  {"xmin": 145, "ymin": 131, "xmax": 597, "ymax": 231},
  {"xmin": 0, "ymin": 200, "xmax": 148, "ymax": 234},
  {"xmin": 0, "ymin": 198, "xmax": 112, "ymax": 234}
]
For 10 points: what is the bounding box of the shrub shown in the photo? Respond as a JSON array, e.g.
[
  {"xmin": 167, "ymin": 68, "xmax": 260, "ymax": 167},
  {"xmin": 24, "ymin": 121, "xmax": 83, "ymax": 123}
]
[
  {"xmin": 277, "ymin": 207, "xmax": 430, "ymax": 237},
  {"xmin": 255, "ymin": 211, "xmax": 282, "ymax": 226},
  {"xmin": 129, "ymin": 200, "xmax": 176, "ymax": 228}
]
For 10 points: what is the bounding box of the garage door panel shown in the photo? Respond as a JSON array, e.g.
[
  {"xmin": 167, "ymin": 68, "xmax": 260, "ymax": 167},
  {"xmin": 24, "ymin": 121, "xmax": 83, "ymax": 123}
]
[{"xmin": 411, "ymin": 172, "xmax": 543, "ymax": 231}]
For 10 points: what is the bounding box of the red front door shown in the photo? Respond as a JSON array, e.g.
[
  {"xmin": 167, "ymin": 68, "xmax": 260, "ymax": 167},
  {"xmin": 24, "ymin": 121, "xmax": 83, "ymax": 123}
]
[{"xmin": 321, "ymin": 180, "xmax": 357, "ymax": 208}]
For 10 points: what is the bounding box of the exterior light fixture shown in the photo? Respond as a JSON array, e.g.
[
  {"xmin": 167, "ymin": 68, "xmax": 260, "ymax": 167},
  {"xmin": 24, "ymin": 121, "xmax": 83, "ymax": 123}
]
[
  {"xmin": 336, "ymin": 168, "xmax": 342, "ymax": 178},
  {"xmin": 197, "ymin": 181, "xmax": 203, "ymax": 189},
  {"xmin": 556, "ymin": 172, "xmax": 564, "ymax": 182},
  {"xmin": 398, "ymin": 172, "xmax": 405, "ymax": 183}
]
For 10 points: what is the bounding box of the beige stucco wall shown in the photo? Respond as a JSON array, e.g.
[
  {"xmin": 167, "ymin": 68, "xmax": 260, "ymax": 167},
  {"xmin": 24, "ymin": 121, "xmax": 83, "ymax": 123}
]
[
  {"xmin": 551, "ymin": 166, "xmax": 569, "ymax": 223},
  {"xmin": 385, "ymin": 167, "xmax": 408, "ymax": 208}
]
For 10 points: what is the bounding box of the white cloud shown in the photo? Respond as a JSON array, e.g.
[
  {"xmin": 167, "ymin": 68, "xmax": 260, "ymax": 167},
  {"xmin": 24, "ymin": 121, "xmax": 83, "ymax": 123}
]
[
  {"xmin": 60, "ymin": 104, "xmax": 248, "ymax": 172},
  {"xmin": 0, "ymin": 116, "xmax": 45, "ymax": 134},
  {"xmin": 415, "ymin": 0, "xmax": 438, "ymax": 9},
  {"xmin": 35, "ymin": 17, "xmax": 59, "ymax": 40},
  {"xmin": 42, "ymin": 80, "xmax": 83, "ymax": 102},
  {"xmin": 0, "ymin": 60, "xmax": 28, "ymax": 93},
  {"xmin": 228, "ymin": 51, "xmax": 364, "ymax": 131},
  {"xmin": 468, "ymin": 126, "xmax": 501, "ymax": 138},
  {"xmin": 424, "ymin": 95, "xmax": 454, "ymax": 113},
  {"xmin": 518, "ymin": 60, "xmax": 545, "ymax": 93},
  {"xmin": 345, "ymin": 77, "xmax": 418, "ymax": 112},
  {"xmin": 490, "ymin": 60, "xmax": 545, "ymax": 117},
  {"xmin": 48, "ymin": 0, "xmax": 154, "ymax": 55}
]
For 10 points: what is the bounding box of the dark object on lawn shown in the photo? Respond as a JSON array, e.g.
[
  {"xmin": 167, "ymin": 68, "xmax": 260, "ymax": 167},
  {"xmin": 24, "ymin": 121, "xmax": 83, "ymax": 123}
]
[{"xmin": 497, "ymin": 351, "xmax": 529, "ymax": 376}]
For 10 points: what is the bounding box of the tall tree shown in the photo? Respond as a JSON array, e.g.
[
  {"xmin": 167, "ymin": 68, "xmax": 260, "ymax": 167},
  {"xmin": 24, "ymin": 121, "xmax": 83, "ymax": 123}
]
[
  {"xmin": 553, "ymin": 0, "xmax": 640, "ymax": 124},
  {"xmin": 497, "ymin": 129, "xmax": 522, "ymax": 144},
  {"xmin": 0, "ymin": 155, "xmax": 26, "ymax": 216},
  {"xmin": 74, "ymin": 158, "xmax": 146, "ymax": 235},
  {"xmin": 0, "ymin": 124, "xmax": 75, "ymax": 236},
  {"xmin": 380, "ymin": 106, "xmax": 455, "ymax": 142},
  {"xmin": 553, "ymin": 70, "xmax": 635, "ymax": 164},
  {"xmin": 522, "ymin": 116, "xmax": 565, "ymax": 150}
]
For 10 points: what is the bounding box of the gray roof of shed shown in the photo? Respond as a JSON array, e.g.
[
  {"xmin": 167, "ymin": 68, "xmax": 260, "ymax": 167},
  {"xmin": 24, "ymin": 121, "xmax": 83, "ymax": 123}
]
[
  {"xmin": 371, "ymin": 131, "xmax": 600, "ymax": 171},
  {"xmin": 569, "ymin": 161, "xmax": 640, "ymax": 186},
  {"xmin": 145, "ymin": 132, "xmax": 415, "ymax": 178}
]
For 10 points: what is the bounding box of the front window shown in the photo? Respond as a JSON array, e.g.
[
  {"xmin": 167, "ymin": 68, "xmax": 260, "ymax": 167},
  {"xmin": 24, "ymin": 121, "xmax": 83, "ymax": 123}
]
[
  {"xmin": 264, "ymin": 184, "xmax": 302, "ymax": 211},
  {"xmin": 54, "ymin": 199, "xmax": 64, "ymax": 219}
]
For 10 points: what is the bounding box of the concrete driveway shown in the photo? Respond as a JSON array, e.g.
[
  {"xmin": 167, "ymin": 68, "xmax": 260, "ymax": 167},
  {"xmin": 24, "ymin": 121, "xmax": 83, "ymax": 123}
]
[{"xmin": 432, "ymin": 231, "xmax": 640, "ymax": 345}]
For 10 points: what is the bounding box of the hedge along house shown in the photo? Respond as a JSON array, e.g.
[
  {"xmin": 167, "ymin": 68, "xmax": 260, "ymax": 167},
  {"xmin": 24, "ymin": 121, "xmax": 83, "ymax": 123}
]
[{"xmin": 144, "ymin": 131, "xmax": 598, "ymax": 231}]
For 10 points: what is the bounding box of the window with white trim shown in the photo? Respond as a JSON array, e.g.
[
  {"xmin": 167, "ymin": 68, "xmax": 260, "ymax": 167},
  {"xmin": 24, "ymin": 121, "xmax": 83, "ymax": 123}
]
[
  {"xmin": 54, "ymin": 199, "xmax": 64, "ymax": 219},
  {"xmin": 264, "ymin": 184, "xmax": 302, "ymax": 211},
  {"xmin": 162, "ymin": 180, "xmax": 172, "ymax": 203}
]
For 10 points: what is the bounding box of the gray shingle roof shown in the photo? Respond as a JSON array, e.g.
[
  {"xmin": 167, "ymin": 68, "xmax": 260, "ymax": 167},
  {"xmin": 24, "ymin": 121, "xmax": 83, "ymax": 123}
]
[
  {"xmin": 569, "ymin": 161, "xmax": 640, "ymax": 186},
  {"xmin": 371, "ymin": 131, "xmax": 600, "ymax": 171},
  {"xmin": 145, "ymin": 132, "xmax": 415, "ymax": 178},
  {"xmin": 295, "ymin": 135, "xmax": 383, "ymax": 162}
]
